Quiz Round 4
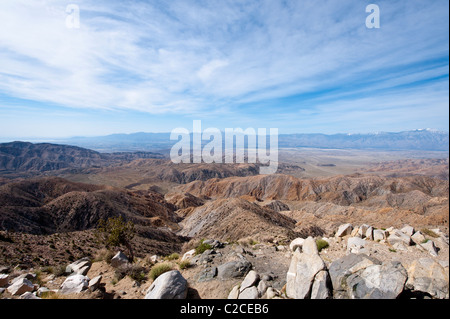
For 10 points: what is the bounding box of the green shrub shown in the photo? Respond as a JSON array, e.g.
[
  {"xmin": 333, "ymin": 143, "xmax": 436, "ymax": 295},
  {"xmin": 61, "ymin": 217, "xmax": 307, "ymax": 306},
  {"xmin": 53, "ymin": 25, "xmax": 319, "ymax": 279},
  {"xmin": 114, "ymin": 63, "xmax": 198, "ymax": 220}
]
[
  {"xmin": 165, "ymin": 253, "xmax": 180, "ymax": 261},
  {"xmin": 178, "ymin": 260, "xmax": 191, "ymax": 270},
  {"xmin": 149, "ymin": 263, "xmax": 173, "ymax": 281},
  {"xmin": 421, "ymin": 228, "xmax": 439, "ymax": 238},
  {"xmin": 316, "ymin": 239, "xmax": 329, "ymax": 252},
  {"xmin": 195, "ymin": 240, "xmax": 212, "ymax": 255}
]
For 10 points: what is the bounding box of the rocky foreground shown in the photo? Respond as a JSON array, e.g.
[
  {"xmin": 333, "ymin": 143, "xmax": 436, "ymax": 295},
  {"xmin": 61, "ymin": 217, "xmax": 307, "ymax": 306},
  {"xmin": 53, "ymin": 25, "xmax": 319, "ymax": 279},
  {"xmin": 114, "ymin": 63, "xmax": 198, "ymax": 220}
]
[{"xmin": 1, "ymin": 223, "xmax": 448, "ymax": 299}]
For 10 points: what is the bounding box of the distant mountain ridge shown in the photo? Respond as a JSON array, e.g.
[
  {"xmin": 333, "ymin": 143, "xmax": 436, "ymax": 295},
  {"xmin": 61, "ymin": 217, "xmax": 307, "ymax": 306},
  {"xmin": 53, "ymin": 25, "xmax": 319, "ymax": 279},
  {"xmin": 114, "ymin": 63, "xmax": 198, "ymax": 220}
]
[
  {"xmin": 0, "ymin": 141, "xmax": 163, "ymax": 173},
  {"xmin": 60, "ymin": 129, "xmax": 449, "ymax": 152},
  {"xmin": 279, "ymin": 129, "xmax": 449, "ymax": 151}
]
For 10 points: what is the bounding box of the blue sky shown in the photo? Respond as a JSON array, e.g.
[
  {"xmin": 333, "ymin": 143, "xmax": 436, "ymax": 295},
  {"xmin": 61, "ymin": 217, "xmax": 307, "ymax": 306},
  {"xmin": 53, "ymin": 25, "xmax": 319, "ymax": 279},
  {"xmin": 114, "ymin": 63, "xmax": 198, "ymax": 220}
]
[{"xmin": 0, "ymin": 0, "xmax": 448, "ymax": 139}]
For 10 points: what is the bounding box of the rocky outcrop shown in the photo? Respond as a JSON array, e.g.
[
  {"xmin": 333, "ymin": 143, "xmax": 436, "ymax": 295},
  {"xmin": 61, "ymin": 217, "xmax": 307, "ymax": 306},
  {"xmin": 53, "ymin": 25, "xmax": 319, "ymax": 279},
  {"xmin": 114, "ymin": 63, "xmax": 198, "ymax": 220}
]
[
  {"xmin": 144, "ymin": 270, "xmax": 188, "ymax": 299},
  {"xmin": 7, "ymin": 277, "xmax": 34, "ymax": 296},
  {"xmin": 110, "ymin": 252, "xmax": 129, "ymax": 268},
  {"xmin": 217, "ymin": 260, "xmax": 252, "ymax": 280},
  {"xmin": 286, "ymin": 237, "xmax": 330, "ymax": 299},
  {"xmin": 59, "ymin": 274, "xmax": 90, "ymax": 295},
  {"xmin": 228, "ymin": 269, "xmax": 283, "ymax": 299},
  {"xmin": 346, "ymin": 261, "xmax": 408, "ymax": 299},
  {"xmin": 405, "ymin": 258, "xmax": 449, "ymax": 299},
  {"xmin": 66, "ymin": 257, "xmax": 92, "ymax": 276}
]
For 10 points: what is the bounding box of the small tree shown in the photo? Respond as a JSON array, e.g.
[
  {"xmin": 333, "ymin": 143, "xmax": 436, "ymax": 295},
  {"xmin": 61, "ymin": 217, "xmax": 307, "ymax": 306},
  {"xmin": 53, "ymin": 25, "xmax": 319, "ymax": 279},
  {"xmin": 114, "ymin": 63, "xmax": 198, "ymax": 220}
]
[{"xmin": 96, "ymin": 215, "xmax": 135, "ymax": 263}]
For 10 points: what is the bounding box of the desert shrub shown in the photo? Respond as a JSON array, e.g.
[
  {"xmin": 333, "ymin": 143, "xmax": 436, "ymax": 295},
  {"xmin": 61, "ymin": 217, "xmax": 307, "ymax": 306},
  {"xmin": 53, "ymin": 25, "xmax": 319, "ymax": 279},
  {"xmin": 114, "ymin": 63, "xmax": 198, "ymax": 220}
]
[
  {"xmin": 316, "ymin": 239, "xmax": 329, "ymax": 252},
  {"xmin": 178, "ymin": 260, "xmax": 191, "ymax": 270},
  {"xmin": 421, "ymin": 228, "xmax": 439, "ymax": 238},
  {"xmin": 52, "ymin": 265, "xmax": 67, "ymax": 277},
  {"xmin": 149, "ymin": 263, "xmax": 173, "ymax": 281},
  {"xmin": 165, "ymin": 253, "xmax": 180, "ymax": 261},
  {"xmin": 115, "ymin": 264, "xmax": 148, "ymax": 283},
  {"xmin": 195, "ymin": 240, "xmax": 212, "ymax": 255},
  {"xmin": 96, "ymin": 216, "xmax": 135, "ymax": 262},
  {"xmin": 298, "ymin": 225, "xmax": 325, "ymax": 238},
  {"xmin": 93, "ymin": 248, "xmax": 115, "ymax": 264}
]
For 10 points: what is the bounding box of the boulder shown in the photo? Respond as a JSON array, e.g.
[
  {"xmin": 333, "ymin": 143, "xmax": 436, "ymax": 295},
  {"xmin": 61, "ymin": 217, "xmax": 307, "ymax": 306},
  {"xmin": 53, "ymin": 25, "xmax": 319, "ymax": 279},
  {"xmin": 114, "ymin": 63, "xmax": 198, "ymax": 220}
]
[
  {"xmin": 11, "ymin": 273, "xmax": 35, "ymax": 284},
  {"xmin": 347, "ymin": 237, "xmax": 368, "ymax": 255},
  {"xmin": 88, "ymin": 275, "xmax": 102, "ymax": 292},
  {"xmin": 358, "ymin": 224, "xmax": 370, "ymax": 238},
  {"xmin": 36, "ymin": 287, "xmax": 51, "ymax": 297},
  {"xmin": 20, "ymin": 292, "xmax": 41, "ymax": 299},
  {"xmin": 411, "ymin": 231, "xmax": 426, "ymax": 245},
  {"xmin": 310, "ymin": 270, "xmax": 332, "ymax": 299},
  {"xmin": 401, "ymin": 225, "xmax": 415, "ymax": 237},
  {"xmin": 149, "ymin": 255, "xmax": 159, "ymax": 263},
  {"xmin": 111, "ymin": 251, "xmax": 129, "ymax": 268},
  {"xmin": 289, "ymin": 238, "xmax": 305, "ymax": 252},
  {"xmin": 7, "ymin": 277, "xmax": 34, "ymax": 296},
  {"xmin": 419, "ymin": 240, "xmax": 439, "ymax": 257},
  {"xmin": 365, "ymin": 226, "xmax": 374, "ymax": 241},
  {"xmin": 228, "ymin": 285, "xmax": 240, "ymax": 299},
  {"xmin": 181, "ymin": 249, "xmax": 196, "ymax": 261},
  {"xmin": 328, "ymin": 253, "xmax": 381, "ymax": 296},
  {"xmin": 257, "ymin": 280, "xmax": 269, "ymax": 298},
  {"xmin": 66, "ymin": 257, "xmax": 91, "ymax": 275},
  {"xmin": 406, "ymin": 258, "xmax": 449, "ymax": 299},
  {"xmin": 59, "ymin": 274, "xmax": 90, "ymax": 294},
  {"xmin": 387, "ymin": 229, "xmax": 412, "ymax": 246},
  {"xmin": 240, "ymin": 270, "xmax": 260, "ymax": 292},
  {"xmin": 286, "ymin": 237, "xmax": 326, "ymax": 299},
  {"xmin": 346, "ymin": 261, "xmax": 408, "ymax": 299},
  {"xmin": 351, "ymin": 227, "xmax": 360, "ymax": 237},
  {"xmin": 145, "ymin": 270, "xmax": 188, "ymax": 299},
  {"xmin": 336, "ymin": 224, "xmax": 353, "ymax": 237},
  {"xmin": 217, "ymin": 260, "xmax": 252, "ymax": 280},
  {"xmin": 373, "ymin": 229, "xmax": 386, "ymax": 241},
  {"xmin": 265, "ymin": 287, "xmax": 280, "ymax": 299},
  {"xmin": 238, "ymin": 286, "xmax": 259, "ymax": 299},
  {"xmin": 197, "ymin": 267, "xmax": 217, "ymax": 283}
]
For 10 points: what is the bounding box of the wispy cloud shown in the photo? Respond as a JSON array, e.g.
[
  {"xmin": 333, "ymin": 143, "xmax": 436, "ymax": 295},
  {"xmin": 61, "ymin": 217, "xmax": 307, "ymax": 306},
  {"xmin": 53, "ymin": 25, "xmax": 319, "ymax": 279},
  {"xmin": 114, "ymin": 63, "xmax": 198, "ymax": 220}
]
[{"xmin": 0, "ymin": 0, "xmax": 448, "ymax": 137}]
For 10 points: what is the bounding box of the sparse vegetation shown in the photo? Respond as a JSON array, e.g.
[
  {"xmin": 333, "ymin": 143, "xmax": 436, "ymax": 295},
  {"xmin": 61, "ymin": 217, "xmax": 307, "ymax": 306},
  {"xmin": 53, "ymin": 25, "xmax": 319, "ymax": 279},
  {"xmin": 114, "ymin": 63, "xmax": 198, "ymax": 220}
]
[
  {"xmin": 93, "ymin": 248, "xmax": 115, "ymax": 264},
  {"xmin": 165, "ymin": 253, "xmax": 180, "ymax": 261},
  {"xmin": 316, "ymin": 239, "xmax": 329, "ymax": 252},
  {"xmin": 195, "ymin": 240, "xmax": 212, "ymax": 255},
  {"xmin": 178, "ymin": 260, "xmax": 191, "ymax": 270},
  {"xmin": 421, "ymin": 228, "xmax": 439, "ymax": 238},
  {"xmin": 149, "ymin": 263, "xmax": 174, "ymax": 281},
  {"xmin": 96, "ymin": 216, "xmax": 135, "ymax": 263},
  {"xmin": 115, "ymin": 264, "xmax": 148, "ymax": 283}
]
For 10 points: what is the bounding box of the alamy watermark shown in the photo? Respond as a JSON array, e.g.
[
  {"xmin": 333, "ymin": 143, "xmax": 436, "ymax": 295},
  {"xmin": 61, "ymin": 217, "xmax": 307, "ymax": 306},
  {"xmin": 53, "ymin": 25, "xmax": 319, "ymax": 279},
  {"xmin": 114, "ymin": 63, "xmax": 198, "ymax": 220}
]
[
  {"xmin": 66, "ymin": 4, "xmax": 80, "ymax": 29},
  {"xmin": 366, "ymin": 4, "xmax": 380, "ymax": 29},
  {"xmin": 170, "ymin": 121, "xmax": 279, "ymax": 175}
]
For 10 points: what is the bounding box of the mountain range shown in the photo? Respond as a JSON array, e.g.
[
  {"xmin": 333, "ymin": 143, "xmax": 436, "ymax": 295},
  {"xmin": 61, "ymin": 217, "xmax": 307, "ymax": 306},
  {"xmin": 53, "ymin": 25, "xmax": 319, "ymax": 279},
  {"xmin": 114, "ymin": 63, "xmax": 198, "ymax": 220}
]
[
  {"xmin": 0, "ymin": 141, "xmax": 163, "ymax": 174},
  {"xmin": 56, "ymin": 129, "xmax": 449, "ymax": 152}
]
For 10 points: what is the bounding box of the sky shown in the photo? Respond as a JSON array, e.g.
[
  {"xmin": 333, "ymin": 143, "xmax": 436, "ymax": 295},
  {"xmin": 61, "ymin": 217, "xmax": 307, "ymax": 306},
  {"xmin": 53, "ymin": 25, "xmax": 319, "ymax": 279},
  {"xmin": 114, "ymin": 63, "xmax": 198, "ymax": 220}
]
[{"xmin": 0, "ymin": 0, "xmax": 449, "ymax": 139}]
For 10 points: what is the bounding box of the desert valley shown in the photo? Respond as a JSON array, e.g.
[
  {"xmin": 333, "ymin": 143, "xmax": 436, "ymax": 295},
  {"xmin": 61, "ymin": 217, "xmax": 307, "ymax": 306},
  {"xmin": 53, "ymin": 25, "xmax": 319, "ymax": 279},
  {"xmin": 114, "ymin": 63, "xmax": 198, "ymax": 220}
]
[{"xmin": 0, "ymin": 135, "xmax": 448, "ymax": 300}]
